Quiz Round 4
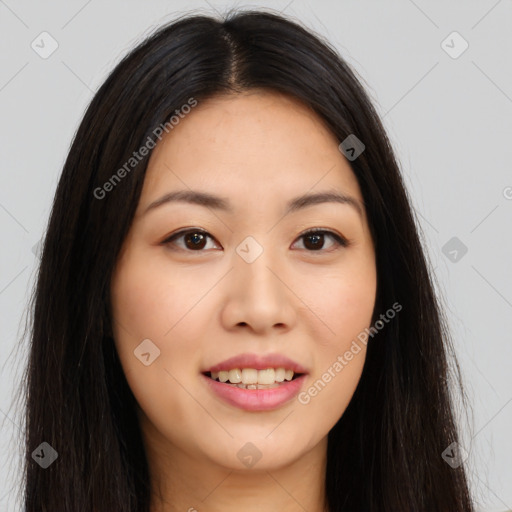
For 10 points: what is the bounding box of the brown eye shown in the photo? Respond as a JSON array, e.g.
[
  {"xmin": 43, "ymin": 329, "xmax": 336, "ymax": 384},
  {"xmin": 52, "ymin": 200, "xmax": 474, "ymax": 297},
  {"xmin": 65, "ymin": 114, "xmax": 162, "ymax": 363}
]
[
  {"xmin": 303, "ymin": 232, "xmax": 325, "ymax": 250},
  {"xmin": 293, "ymin": 229, "xmax": 348, "ymax": 252},
  {"xmin": 183, "ymin": 231, "xmax": 207, "ymax": 250},
  {"xmin": 163, "ymin": 229, "xmax": 219, "ymax": 251},
  {"xmin": 163, "ymin": 228, "xmax": 348, "ymax": 253}
]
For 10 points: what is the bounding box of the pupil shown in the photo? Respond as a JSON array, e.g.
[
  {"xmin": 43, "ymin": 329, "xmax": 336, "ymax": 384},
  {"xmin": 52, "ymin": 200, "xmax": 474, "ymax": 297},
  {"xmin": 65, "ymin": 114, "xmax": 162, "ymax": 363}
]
[
  {"xmin": 306, "ymin": 233, "xmax": 323, "ymax": 250},
  {"xmin": 186, "ymin": 232, "xmax": 206, "ymax": 249}
]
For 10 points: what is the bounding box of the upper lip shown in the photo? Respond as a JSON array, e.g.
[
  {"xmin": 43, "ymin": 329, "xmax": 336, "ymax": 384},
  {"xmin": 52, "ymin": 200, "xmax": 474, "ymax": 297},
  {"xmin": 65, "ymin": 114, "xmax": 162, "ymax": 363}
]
[{"xmin": 203, "ymin": 353, "xmax": 308, "ymax": 374}]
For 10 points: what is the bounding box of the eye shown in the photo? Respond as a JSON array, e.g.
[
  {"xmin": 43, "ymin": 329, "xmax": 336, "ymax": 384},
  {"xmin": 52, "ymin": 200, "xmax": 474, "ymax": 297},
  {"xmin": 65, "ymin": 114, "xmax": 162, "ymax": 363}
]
[
  {"xmin": 162, "ymin": 228, "xmax": 219, "ymax": 252},
  {"xmin": 162, "ymin": 228, "xmax": 349, "ymax": 253},
  {"xmin": 292, "ymin": 229, "xmax": 349, "ymax": 252}
]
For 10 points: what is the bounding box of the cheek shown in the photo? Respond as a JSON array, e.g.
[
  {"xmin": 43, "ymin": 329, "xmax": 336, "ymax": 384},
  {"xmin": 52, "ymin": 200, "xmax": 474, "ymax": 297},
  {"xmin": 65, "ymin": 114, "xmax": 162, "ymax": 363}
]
[
  {"xmin": 110, "ymin": 251, "xmax": 206, "ymax": 343},
  {"xmin": 332, "ymin": 279, "xmax": 376, "ymax": 339},
  {"xmin": 296, "ymin": 261, "xmax": 377, "ymax": 347},
  {"xmin": 297, "ymin": 348, "xmax": 366, "ymax": 436},
  {"xmin": 292, "ymin": 262, "xmax": 376, "ymax": 422},
  {"xmin": 110, "ymin": 281, "xmax": 189, "ymax": 438},
  {"xmin": 109, "ymin": 251, "xmax": 214, "ymax": 401}
]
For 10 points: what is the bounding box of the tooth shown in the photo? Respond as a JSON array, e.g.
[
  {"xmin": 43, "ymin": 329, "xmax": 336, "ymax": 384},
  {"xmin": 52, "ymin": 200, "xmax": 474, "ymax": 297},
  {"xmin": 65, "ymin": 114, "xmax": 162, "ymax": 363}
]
[
  {"xmin": 213, "ymin": 367, "xmax": 297, "ymax": 385},
  {"xmin": 228, "ymin": 381, "xmax": 282, "ymax": 390},
  {"xmin": 241, "ymin": 368, "xmax": 258, "ymax": 384},
  {"xmin": 274, "ymin": 368, "xmax": 286, "ymax": 382},
  {"xmin": 258, "ymin": 383, "xmax": 280, "ymax": 389},
  {"xmin": 258, "ymin": 368, "xmax": 275, "ymax": 384},
  {"xmin": 228, "ymin": 368, "xmax": 242, "ymax": 383},
  {"xmin": 284, "ymin": 369, "xmax": 294, "ymax": 381}
]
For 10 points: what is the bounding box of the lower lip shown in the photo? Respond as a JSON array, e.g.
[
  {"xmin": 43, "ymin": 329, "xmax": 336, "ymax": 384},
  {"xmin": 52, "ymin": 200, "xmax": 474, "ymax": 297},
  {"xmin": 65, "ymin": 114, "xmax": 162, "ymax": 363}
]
[{"xmin": 202, "ymin": 374, "xmax": 307, "ymax": 411}]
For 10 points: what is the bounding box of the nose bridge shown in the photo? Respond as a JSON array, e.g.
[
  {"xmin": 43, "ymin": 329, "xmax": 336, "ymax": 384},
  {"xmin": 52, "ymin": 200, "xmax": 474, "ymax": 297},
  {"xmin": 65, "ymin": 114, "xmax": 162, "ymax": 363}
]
[
  {"xmin": 234, "ymin": 234, "xmax": 283, "ymax": 296},
  {"xmin": 225, "ymin": 233, "xmax": 295, "ymax": 332}
]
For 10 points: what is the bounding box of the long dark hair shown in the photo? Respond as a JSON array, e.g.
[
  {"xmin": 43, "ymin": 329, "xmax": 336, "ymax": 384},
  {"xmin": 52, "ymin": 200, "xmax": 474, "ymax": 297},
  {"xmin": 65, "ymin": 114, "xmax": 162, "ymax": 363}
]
[{"xmin": 17, "ymin": 8, "xmax": 473, "ymax": 511}]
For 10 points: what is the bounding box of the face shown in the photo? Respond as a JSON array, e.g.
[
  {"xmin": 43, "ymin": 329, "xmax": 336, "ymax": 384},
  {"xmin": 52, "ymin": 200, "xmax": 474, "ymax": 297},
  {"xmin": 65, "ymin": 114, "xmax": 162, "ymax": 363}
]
[{"xmin": 110, "ymin": 90, "xmax": 377, "ymax": 477}]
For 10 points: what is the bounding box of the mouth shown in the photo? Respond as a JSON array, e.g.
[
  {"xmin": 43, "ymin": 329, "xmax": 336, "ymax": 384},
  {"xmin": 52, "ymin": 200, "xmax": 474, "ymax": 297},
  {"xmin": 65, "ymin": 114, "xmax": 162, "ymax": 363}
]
[
  {"xmin": 201, "ymin": 353, "xmax": 309, "ymax": 410},
  {"xmin": 202, "ymin": 368, "xmax": 305, "ymax": 390},
  {"xmin": 201, "ymin": 366, "xmax": 308, "ymax": 411}
]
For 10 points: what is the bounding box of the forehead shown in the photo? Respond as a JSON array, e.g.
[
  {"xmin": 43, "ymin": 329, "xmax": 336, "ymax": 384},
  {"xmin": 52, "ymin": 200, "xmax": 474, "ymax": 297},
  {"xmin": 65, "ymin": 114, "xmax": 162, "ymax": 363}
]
[{"xmin": 138, "ymin": 90, "xmax": 364, "ymax": 212}]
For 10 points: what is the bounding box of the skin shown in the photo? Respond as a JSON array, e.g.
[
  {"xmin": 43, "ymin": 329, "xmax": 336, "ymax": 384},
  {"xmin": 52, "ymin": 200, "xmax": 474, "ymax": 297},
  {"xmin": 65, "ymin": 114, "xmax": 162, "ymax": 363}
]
[{"xmin": 110, "ymin": 90, "xmax": 377, "ymax": 512}]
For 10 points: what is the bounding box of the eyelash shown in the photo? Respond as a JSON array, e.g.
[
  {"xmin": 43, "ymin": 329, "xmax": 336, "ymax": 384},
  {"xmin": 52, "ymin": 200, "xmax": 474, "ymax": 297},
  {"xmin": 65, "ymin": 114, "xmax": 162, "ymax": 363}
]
[{"xmin": 162, "ymin": 228, "xmax": 350, "ymax": 253}]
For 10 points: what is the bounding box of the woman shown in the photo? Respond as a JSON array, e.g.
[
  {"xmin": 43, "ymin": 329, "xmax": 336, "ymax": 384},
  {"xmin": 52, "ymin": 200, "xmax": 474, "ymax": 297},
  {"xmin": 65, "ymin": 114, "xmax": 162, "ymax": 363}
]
[{"xmin": 20, "ymin": 9, "xmax": 474, "ymax": 511}]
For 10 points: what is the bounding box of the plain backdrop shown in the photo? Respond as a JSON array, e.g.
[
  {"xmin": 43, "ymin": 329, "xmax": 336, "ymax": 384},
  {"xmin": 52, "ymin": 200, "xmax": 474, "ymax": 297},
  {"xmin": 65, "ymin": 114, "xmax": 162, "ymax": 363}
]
[{"xmin": 1, "ymin": 1, "xmax": 511, "ymax": 510}]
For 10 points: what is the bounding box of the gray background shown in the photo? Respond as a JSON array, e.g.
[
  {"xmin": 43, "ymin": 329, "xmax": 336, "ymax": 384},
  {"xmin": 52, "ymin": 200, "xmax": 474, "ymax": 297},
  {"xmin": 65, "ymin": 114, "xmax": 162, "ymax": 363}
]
[{"xmin": 1, "ymin": 0, "xmax": 511, "ymax": 510}]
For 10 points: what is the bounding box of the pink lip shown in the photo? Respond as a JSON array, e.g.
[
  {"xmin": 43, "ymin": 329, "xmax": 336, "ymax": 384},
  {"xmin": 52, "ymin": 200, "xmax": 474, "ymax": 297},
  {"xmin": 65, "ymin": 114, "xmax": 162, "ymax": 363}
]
[
  {"xmin": 202, "ymin": 373, "xmax": 308, "ymax": 411},
  {"xmin": 203, "ymin": 353, "xmax": 308, "ymax": 374}
]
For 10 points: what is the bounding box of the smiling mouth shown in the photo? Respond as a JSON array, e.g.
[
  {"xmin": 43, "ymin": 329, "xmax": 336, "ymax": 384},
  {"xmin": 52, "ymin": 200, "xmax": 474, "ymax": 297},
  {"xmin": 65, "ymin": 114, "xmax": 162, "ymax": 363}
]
[{"xmin": 203, "ymin": 368, "xmax": 304, "ymax": 390}]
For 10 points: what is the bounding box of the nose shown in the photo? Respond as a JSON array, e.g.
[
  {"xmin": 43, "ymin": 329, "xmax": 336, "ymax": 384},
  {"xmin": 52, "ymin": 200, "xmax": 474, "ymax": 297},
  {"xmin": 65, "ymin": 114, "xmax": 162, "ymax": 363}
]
[{"xmin": 219, "ymin": 247, "xmax": 297, "ymax": 336}]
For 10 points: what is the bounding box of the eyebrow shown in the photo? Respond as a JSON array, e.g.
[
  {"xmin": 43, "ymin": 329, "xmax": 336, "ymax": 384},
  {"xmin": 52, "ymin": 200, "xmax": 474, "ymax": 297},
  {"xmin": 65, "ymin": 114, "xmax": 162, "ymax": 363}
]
[{"xmin": 143, "ymin": 189, "xmax": 363, "ymax": 218}]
